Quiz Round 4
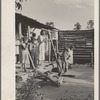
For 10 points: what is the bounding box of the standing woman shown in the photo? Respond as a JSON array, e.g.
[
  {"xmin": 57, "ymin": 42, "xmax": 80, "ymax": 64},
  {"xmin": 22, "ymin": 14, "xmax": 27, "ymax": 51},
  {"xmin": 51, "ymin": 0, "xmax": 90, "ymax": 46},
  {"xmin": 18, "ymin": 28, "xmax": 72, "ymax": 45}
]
[{"xmin": 38, "ymin": 30, "xmax": 45, "ymax": 61}]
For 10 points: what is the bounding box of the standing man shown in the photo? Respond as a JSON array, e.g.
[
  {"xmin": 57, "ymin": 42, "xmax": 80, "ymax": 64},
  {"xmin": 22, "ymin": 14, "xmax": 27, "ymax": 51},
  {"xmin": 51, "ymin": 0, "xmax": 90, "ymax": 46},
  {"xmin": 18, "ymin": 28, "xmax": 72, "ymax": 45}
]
[
  {"xmin": 29, "ymin": 32, "xmax": 39, "ymax": 69},
  {"xmin": 56, "ymin": 53, "xmax": 63, "ymax": 76}
]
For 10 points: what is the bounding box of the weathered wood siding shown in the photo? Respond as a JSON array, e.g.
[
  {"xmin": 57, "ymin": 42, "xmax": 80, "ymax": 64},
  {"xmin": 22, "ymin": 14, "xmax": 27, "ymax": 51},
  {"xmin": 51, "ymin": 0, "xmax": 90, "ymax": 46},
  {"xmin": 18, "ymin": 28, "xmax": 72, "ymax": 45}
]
[{"xmin": 58, "ymin": 30, "xmax": 94, "ymax": 64}]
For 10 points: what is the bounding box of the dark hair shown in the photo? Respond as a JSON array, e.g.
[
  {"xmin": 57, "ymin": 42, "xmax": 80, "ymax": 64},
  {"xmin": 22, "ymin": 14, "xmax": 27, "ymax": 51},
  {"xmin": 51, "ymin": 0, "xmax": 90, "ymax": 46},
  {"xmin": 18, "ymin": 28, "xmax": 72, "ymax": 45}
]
[
  {"xmin": 66, "ymin": 49, "xmax": 69, "ymax": 52},
  {"xmin": 64, "ymin": 47, "xmax": 68, "ymax": 51},
  {"xmin": 69, "ymin": 45, "xmax": 74, "ymax": 50},
  {"xmin": 30, "ymin": 32, "xmax": 36, "ymax": 37},
  {"xmin": 40, "ymin": 30, "xmax": 45, "ymax": 35},
  {"xmin": 32, "ymin": 33, "xmax": 36, "ymax": 37}
]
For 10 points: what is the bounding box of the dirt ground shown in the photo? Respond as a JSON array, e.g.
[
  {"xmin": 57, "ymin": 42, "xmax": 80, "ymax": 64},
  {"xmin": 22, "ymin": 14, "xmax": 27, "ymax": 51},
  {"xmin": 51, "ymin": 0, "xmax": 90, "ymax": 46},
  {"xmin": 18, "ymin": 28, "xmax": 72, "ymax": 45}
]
[{"xmin": 16, "ymin": 62, "xmax": 94, "ymax": 100}]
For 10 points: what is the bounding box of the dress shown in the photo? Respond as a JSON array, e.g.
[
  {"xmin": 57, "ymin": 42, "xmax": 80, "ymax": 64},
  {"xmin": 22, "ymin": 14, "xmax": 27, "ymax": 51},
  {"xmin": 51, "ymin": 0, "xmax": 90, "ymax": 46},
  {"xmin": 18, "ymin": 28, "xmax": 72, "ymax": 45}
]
[
  {"xmin": 38, "ymin": 35, "xmax": 45, "ymax": 61},
  {"xmin": 21, "ymin": 43, "xmax": 29, "ymax": 66},
  {"xmin": 68, "ymin": 49, "xmax": 73, "ymax": 64}
]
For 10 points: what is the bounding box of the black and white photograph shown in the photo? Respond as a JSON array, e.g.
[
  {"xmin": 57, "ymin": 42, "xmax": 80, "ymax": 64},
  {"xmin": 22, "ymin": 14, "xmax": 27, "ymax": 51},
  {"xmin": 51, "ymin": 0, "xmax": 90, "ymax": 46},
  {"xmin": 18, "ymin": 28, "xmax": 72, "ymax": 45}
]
[
  {"xmin": 15, "ymin": 0, "xmax": 95, "ymax": 100},
  {"xmin": 2, "ymin": 0, "xmax": 99, "ymax": 100}
]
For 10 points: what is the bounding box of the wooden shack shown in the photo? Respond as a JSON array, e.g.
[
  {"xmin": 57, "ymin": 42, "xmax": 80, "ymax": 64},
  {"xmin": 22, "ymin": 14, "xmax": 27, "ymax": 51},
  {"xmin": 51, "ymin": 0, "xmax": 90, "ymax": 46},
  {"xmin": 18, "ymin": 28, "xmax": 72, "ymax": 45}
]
[
  {"xmin": 15, "ymin": 13, "xmax": 58, "ymax": 63},
  {"xmin": 58, "ymin": 30, "xmax": 94, "ymax": 64}
]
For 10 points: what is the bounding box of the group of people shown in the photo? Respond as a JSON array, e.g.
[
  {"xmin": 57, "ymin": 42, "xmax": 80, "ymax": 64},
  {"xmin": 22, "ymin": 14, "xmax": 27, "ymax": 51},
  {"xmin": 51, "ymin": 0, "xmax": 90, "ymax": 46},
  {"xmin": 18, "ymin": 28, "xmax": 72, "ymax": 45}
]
[
  {"xmin": 56, "ymin": 45, "xmax": 74, "ymax": 76},
  {"xmin": 20, "ymin": 30, "xmax": 47, "ymax": 72},
  {"xmin": 20, "ymin": 33, "xmax": 38, "ymax": 71},
  {"xmin": 16, "ymin": 30, "xmax": 74, "ymax": 74}
]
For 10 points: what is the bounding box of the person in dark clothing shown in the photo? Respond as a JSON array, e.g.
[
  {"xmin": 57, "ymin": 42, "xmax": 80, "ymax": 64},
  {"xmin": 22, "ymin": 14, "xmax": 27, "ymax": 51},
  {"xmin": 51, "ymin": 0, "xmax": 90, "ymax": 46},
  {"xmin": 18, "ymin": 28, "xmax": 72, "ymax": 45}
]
[
  {"xmin": 29, "ymin": 32, "xmax": 39, "ymax": 69},
  {"xmin": 68, "ymin": 45, "xmax": 75, "ymax": 69},
  {"xmin": 56, "ymin": 53, "xmax": 63, "ymax": 76}
]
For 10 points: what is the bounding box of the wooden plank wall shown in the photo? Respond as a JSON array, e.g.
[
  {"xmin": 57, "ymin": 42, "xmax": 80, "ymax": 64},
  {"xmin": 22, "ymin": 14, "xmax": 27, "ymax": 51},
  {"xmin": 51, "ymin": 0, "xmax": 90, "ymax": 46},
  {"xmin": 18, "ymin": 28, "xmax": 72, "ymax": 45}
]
[{"xmin": 58, "ymin": 30, "xmax": 94, "ymax": 64}]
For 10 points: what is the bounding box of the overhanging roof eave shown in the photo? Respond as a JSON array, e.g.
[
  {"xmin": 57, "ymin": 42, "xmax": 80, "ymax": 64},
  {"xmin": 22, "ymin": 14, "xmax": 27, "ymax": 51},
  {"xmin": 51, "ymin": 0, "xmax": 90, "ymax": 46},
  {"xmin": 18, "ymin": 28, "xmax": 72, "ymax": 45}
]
[{"xmin": 15, "ymin": 13, "xmax": 58, "ymax": 30}]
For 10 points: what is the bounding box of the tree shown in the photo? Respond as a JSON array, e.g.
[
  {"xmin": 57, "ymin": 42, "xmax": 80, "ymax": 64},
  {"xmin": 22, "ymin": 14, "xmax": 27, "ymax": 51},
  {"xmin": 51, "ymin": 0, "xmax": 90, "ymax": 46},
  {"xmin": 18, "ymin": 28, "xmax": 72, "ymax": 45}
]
[
  {"xmin": 87, "ymin": 20, "xmax": 94, "ymax": 30},
  {"xmin": 74, "ymin": 22, "xmax": 81, "ymax": 30},
  {"xmin": 15, "ymin": 0, "xmax": 28, "ymax": 11},
  {"xmin": 45, "ymin": 22, "xmax": 56, "ymax": 39},
  {"xmin": 45, "ymin": 22, "xmax": 55, "ymax": 27}
]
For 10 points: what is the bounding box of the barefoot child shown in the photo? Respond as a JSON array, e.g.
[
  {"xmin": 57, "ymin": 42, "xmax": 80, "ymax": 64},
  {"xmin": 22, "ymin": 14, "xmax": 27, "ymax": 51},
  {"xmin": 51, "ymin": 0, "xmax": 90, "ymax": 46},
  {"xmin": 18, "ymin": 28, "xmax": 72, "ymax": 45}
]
[
  {"xmin": 62, "ymin": 47, "xmax": 70, "ymax": 72},
  {"xmin": 20, "ymin": 37, "xmax": 29, "ymax": 72}
]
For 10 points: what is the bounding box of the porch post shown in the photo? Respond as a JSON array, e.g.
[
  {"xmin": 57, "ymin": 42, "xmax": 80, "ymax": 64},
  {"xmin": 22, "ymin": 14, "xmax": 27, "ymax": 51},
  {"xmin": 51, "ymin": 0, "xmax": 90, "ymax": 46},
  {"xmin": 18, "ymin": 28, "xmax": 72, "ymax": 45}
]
[
  {"xmin": 18, "ymin": 22, "xmax": 22, "ymax": 63},
  {"xmin": 28, "ymin": 25, "xmax": 30, "ymax": 39},
  {"xmin": 48, "ymin": 31, "xmax": 51, "ymax": 62}
]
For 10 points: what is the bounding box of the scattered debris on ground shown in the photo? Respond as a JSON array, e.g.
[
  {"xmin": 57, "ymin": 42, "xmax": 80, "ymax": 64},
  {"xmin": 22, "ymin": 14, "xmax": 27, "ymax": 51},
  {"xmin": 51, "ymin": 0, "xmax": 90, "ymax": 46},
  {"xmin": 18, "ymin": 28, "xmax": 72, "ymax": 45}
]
[{"xmin": 16, "ymin": 63, "xmax": 94, "ymax": 100}]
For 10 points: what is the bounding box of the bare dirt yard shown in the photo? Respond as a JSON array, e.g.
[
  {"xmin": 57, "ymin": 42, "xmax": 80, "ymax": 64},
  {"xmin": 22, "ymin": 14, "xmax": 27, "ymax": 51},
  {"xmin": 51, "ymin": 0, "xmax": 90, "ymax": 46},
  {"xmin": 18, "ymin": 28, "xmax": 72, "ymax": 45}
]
[{"xmin": 16, "ymin": 63, "xmax": 94, "ymax": 100}]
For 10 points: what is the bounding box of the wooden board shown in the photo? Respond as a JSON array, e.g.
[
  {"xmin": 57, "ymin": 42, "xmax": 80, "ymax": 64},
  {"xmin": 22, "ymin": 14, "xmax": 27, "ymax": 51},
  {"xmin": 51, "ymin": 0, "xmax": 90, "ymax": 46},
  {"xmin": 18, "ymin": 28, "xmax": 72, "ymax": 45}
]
[{"xmin": 35, "ymin": 70, "xmax": 61, "ymax": 87}]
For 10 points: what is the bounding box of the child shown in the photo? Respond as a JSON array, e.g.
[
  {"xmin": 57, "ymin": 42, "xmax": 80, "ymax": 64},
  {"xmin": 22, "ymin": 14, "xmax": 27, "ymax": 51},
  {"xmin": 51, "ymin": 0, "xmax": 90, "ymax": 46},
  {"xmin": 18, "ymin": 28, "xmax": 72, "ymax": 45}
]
[
  {"xmin": 62, "ymin": 47, "xmax": 70, "ymax": 72},
  {"xmin": 68, "ymin": 45, "xmax": 74, "ymax": 69},
  {"xmin": 21, "ymin": 37, "xmax": 29, "ymax": 72}
]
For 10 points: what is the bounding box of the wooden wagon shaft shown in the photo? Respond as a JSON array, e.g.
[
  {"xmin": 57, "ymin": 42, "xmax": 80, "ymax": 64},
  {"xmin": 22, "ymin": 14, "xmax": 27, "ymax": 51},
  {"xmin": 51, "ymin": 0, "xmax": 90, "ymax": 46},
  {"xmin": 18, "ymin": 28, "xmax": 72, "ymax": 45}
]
[
  {"xmin": 36, "ymin": 70, "xmax": 60, "ymax": 87},
  {"xmin": 51, "ymin": 38, "xmax": 57, "ymax": 59},
  {"xmin": 27, "ymin": 50, "xmax": 35, "ymax": 69},
  {"xmin": 27, "ymin": 49, "xmax": 60, "ymax": 87}
]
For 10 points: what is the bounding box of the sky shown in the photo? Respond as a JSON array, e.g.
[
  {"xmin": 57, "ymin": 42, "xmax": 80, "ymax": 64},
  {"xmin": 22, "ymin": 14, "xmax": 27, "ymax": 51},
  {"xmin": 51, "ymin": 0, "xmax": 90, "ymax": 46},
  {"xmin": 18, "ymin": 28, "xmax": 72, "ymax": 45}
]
[{"xmin": 16, "ymin": 0, "xmax": 94, "ymax": 30}]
